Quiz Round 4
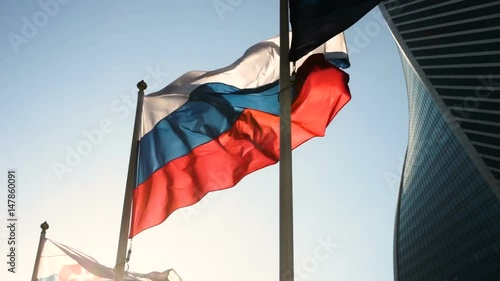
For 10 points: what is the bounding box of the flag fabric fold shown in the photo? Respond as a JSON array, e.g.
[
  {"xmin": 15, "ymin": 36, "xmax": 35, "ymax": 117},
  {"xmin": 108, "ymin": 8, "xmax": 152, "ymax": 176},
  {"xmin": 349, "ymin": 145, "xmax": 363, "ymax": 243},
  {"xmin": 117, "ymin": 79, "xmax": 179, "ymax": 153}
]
[
  {"xmin": 289, "ymin": 0, "xmax": 382, "ymax": 61},
  {"xmin": 130, "ymin": 33, "xmax": 352, "ymax": 238},
  {"xmin": 35, "ymin": 238, "xmax": 181, "ymax": 281}
]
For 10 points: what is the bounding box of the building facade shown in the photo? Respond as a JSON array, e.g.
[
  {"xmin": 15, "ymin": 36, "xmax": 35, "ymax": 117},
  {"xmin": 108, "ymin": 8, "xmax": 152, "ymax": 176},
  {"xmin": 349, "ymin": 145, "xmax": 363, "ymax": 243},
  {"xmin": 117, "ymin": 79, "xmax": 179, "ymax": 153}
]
[{"xmin": 379, "ymin": 1, "xmax": 500, "ymax": 280}]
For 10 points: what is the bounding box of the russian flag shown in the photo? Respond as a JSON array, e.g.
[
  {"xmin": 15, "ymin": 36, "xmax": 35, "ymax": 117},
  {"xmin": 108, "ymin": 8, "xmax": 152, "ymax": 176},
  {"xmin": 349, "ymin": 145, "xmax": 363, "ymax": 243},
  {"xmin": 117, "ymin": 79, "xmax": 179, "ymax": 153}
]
[
  {"xmin": 35, "ymin": 239, "xmax": 117, "ymax": 281},
  {"xmin": 289, "ymin": 0, "xmax": 382, "ymax": 61},
  {"xmin": 36, "ymin": 239, "xmax": 181, "ymax": 281},
  {"xmin": 130, "ymin": 33, "xmax": 352, "ymax": 237}
]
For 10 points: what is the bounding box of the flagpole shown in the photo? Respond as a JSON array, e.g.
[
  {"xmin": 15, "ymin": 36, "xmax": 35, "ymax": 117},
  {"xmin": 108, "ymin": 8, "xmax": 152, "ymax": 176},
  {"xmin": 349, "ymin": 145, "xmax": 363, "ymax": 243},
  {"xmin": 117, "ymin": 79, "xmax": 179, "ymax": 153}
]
[
  {"xmin": 31, "ymin": 221, "xmax": 49, "ymax": 281},
  {"xmin": 114, "ymin": 80, "xmax": 147, "ymax": 281},
  {"xmin": 279, "ymin": 0, "xmax": 294, "ymax": 280}
]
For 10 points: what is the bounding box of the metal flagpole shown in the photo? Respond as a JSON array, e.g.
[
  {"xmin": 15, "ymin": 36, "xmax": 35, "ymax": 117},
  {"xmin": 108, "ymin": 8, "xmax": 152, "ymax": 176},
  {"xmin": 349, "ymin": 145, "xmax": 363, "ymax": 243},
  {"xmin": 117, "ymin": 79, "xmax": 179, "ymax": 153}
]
[
  {"xmin": 279, "ymin": 0, "xmax": 294, "ymax": 280},
  {"xmin": 114, "ymin": 80, "xmax": 147, "ymax": 281},
  {"xmin": 31, "ymin": 221, "xmax": 49, "ymax": 281}
]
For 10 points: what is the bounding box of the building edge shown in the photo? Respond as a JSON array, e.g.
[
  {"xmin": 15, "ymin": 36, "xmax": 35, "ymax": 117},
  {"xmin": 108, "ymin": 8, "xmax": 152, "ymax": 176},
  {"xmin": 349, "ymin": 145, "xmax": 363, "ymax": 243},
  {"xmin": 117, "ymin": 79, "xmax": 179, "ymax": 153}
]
[{"xmin": 377, "ymin": 2, "xmax": 500, "ymax": 201}]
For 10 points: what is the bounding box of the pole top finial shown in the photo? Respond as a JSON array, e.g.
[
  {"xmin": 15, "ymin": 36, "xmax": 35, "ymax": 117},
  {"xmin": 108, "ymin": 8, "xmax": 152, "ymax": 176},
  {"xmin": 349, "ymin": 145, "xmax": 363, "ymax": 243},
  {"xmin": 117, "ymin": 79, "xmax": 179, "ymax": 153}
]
[
  {"xmin": 137, "ymin": 80, "xmax": 147, "ymax": 92},
  {"xmin": 41, "ymin": 221, "xmax": 49, "ymax": 232}
]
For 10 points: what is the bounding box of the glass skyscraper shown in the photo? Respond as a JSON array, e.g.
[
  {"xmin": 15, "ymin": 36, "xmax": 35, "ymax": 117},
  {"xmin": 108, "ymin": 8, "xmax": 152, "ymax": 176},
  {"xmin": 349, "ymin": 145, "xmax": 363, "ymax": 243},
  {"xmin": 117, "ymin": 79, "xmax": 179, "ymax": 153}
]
[{"xmin": 379, "ymin": 1, "xmax": 500, "ymax": 280}]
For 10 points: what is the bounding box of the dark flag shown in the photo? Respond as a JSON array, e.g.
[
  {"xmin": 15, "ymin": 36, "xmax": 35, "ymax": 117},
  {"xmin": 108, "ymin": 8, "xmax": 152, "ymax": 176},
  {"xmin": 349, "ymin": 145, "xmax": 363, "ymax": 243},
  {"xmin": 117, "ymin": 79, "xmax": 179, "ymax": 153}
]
[{"xmin": 289, "ymin": 0, "xmax": 382, "ymax": 61}]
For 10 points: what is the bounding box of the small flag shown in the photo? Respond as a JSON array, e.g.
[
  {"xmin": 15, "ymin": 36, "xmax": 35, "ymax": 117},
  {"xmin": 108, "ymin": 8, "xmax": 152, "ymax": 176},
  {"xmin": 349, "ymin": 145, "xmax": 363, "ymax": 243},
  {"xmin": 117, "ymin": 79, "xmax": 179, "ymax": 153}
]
[
  {"xmin": 130, "ymin": 33, "xmax": 351, "ymax": 237},
  {"xmin": 35, "ymin": 239, "xmax": 181, "ymax": 281},
  {"xmin": 289, "ymin": 0, "xmax": 382, "ymax": 61}
]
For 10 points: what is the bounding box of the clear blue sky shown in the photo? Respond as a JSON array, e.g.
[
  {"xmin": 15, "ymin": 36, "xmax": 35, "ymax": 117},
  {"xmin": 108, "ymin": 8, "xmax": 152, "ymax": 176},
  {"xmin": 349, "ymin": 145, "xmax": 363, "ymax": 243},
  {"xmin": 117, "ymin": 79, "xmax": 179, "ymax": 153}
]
[{"xmin": 0, "ymin": 1, "xmax": 407, "ymax": 281}]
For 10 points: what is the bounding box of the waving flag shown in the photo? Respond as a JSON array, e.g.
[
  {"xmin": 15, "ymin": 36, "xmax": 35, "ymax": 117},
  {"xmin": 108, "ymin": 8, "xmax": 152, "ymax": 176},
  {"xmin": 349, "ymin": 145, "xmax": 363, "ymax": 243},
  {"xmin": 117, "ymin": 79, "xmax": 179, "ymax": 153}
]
[
  {"xmin": 289, "ymin": 0, "xmax": 382, "ymax": 61},
  {"xmin": 35, "ymin": 239, "xmax": 181, "ymax": 281},
  {"xmin": 130, "ymin": 33, "xmax": 351, "ymax": 237}
]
